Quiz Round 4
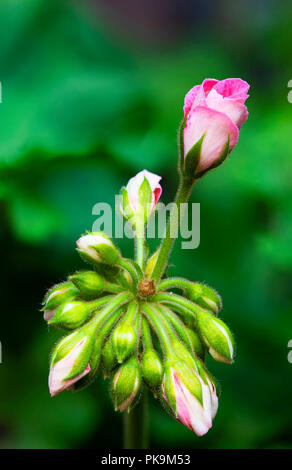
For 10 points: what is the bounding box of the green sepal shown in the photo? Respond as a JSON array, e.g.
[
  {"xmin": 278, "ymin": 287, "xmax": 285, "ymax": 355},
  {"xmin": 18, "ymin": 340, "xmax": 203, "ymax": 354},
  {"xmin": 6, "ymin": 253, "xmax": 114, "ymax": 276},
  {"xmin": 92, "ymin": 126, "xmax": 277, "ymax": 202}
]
[
  {"xmin": 137, "ymin": 177, "xmax": 153, "ymax": 223},
  {"xmin": 145, "ymin": 249, "xmax": 160, "ymax": 279},
  {"xmin": 120, "ymin": 186, "xmax": 135, "ymax": 222},
  {"xmin": 183, "ymin": 134, "xmax": 205, "ymax": 178}
]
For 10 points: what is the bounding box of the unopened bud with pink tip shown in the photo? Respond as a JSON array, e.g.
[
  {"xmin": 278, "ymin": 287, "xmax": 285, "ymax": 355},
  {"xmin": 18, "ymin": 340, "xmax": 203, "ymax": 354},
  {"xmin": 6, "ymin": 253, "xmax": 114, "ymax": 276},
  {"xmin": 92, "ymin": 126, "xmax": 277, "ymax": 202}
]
[
  {"xmin": 196, "ymin": 309, "xmax": 235, "ymax": 364},
  {"xmin": 76, "ymin": 232, "xmax": 120, "ymax": 266},
  {"xmin": 49, "ymin": 321, "xmax": 97, "ymax": 396},
  {"xmin": 120, "ymin": 170, "xmax": 162, "ymax": 225},
  {"xmin": 42, "ymin": 281, "xmax": 78, "ymax": 322},
  {"xmin": 162, "ymin": 358, "xmax": 216, "ymax": 436}
]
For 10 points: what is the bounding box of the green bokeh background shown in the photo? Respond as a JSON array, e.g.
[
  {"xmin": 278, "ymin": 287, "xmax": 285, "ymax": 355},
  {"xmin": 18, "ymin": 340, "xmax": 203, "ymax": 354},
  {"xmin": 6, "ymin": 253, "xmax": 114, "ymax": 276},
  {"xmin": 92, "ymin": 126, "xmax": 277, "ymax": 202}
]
[{"xmin": 0, "ymin": 0, "xmax": 291, "ymax": 449}]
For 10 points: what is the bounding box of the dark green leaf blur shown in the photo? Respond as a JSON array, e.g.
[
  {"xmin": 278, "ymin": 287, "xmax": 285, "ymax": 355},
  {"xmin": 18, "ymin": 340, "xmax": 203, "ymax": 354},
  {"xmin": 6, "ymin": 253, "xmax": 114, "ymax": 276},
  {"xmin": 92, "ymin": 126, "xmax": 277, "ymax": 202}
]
[{"xmin": 0, "ymin": 0, "xmax": 291, "ymax": 449}]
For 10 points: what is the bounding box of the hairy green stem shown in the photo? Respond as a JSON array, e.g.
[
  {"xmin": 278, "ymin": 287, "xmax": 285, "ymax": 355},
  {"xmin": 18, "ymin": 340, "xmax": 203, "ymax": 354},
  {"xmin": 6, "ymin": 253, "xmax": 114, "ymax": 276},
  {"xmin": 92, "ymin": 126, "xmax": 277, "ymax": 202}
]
[
  {"xmin": 150, "ymin": 177, "xmax": 194, "ymax": 283},
  {"xmin": 117, "ymin": 258, "xmax": 142, "ymax": 290},
  {"xmin": 157, "ymin": 277, "xmax": 193, "ymax": 293},
  {"xmin": 92, "ymin": 292, "xmax": 133, "ymax": 326},
  {"xmin": 141, "ymin": 316, "xmax": 153, "ymax": 351},
  {"xmin": 105, "ymin": 281, "xmax": 126, "ymax": 293},
  {"xmin": 135, "ymin": 216, "xmax": 146, "ymax": 269},
  {"xmin": 157, "ymin": 304, "xmax": 194, "ymax": 352},
  {"xmin": 153, "ymin": 292, "xmax": 207, "ymax": 321},
  {"xmin": 123, "ymin": 389, "xmax": 149, "ymax": 449},
  {"xmin": 141, "ymin": 303, "xmax": 173, "ymax": 354}
]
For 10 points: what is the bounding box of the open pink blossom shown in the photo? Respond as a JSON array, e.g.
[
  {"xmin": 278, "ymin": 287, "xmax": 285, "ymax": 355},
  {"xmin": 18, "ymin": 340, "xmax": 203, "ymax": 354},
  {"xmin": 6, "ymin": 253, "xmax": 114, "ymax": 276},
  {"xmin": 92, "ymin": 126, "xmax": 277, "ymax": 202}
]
[
  {"xmin": 183, "ymin": 78, "xmax": 249, "ymax": 174},
  {"xmin": 49, "ymin": 338, "xmax": 90, "ymax": 397}
]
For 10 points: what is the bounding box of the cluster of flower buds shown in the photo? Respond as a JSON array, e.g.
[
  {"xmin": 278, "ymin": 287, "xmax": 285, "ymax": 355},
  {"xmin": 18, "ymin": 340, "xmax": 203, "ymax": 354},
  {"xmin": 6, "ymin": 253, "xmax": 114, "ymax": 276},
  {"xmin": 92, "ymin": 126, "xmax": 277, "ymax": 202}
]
[
  {"xmin": 42, "ymin": 77, "xmax": 249, "ymax": 438},
  {"xmin": 43, "ymin": 231, "xmax": 234, "ymax": 436}
]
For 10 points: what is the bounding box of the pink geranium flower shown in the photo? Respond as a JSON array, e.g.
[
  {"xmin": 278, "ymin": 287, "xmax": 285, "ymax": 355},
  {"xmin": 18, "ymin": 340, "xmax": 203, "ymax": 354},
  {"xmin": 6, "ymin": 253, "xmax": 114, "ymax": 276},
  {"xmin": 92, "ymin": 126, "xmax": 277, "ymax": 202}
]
[{"xmin": 183, "ymin": 78, "xmax": 250, "ymax": 174}]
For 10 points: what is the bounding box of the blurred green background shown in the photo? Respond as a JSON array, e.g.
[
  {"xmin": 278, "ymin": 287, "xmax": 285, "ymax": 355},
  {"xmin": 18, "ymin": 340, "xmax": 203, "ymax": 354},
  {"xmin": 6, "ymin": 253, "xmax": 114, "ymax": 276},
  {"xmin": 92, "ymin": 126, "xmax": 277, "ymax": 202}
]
[{"xmin": 0, "ymin": 0, "xmax": 291, "ymax": 449}]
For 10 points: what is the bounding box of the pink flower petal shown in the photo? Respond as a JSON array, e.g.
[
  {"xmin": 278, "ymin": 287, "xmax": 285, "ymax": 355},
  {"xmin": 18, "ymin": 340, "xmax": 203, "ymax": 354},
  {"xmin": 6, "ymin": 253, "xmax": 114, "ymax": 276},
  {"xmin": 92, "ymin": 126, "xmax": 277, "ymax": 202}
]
[
  {"xmin": 206, "ymin": 88, "xmax": 249, "ymax": 129},
  {"xmin": 213, "ymin": 78, "xmax": 250, "ymax": 103},
  {"xmin": 184, "ymin": 105, "xmax": 239, "ymax": 173},
  {"xmin": 183, "ymin": 79, "xmax": 218, "ymax": 118}
]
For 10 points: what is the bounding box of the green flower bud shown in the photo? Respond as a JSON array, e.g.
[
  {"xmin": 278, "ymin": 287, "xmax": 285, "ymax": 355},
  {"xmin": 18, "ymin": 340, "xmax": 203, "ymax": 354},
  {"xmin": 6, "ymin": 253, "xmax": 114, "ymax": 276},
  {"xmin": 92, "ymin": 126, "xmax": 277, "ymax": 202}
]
[
  {"xmin": 76, "ymin": 232, "xmax": 120, "ymax": 266},
  {"xmin": 141, "ymin": 349, "xmax": 163, "ymax": 390},
  {"xmin": 48, "ymin": 301, "xmax": 92, "ymax": 329},
  {"xmin": 102, "ymin": 337, "xmax": 118, "ymax": 377},
  {"xmin": 185, "ymin": 327, "xmax": 205, "ymax": 359},
  {"xmin": 42, "ymin": 281, "xmax": 78, "ymax": 321},
  {"xmin": 111, "ymin": 301, "xmax": 139, "ymax": 363},
  {"xmin": 112, "ymin": 323, "xmax": 137, "ymax": 363},
  {"xmin": 186, "ymin": 283, "xmax": 222, "ymax": 315},
  {"xmin": 69, "ymin": 270, "xmax": 105, "ymax": 299},
  {"xmin": 111, "ymin": 356, "xmax": 142, "ymax": 412},
  {"xmin": 196, "ymin": 310, "xmax": 234, "ymax": 364}
]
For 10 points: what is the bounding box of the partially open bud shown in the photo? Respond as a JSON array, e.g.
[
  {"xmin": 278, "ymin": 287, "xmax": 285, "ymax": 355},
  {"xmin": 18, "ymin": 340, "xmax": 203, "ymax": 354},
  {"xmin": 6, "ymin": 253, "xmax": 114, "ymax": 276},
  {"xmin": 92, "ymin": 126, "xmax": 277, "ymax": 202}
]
[
  {"xmin": 162, "ymin": 359, "xmax": 215, "ymax": 436},
  {"xmin": 69, "ymin": 270, "xmax": 105, "ymax": 299},
  {"xmin": 76, "ymin": 232, "xmax": 120, "ymax": 266},
  {"xmin": 186, "ymin": 283, "xmax": 222, "ymax": 315},
  {"xmin": 196, "ymin": 310, "xmax": 234, "ymax": 364},
  {"xmin": 49, "ymin": 323, "xmax": 96, "ymax": 396},
  {"xmin": 141, "ymin": 349, "xmax": 163, "ymax": 390},
  {"xmin": 195, "ymin": 361, "xmax": 219, "ymax": 420},
  {"xmin": 120, "ymin": 170, "xmax": 162, "ymax": 226},
  {"xmin": 102, "ymin": 337, "xmax": 118, "ymax": 377},
  {"xmin": 182, "ymin": 78, "xmax": 249, "ymax": 179},
  {"xmin": 42, "ymin": 281, "xmax": 78, "ymax": 321},
  {"xmin": 48, "ymin": 301, "xmax": 92, "ymax": 329},
  {"xmin": 111, "ymin": 356, "xmax": 142, "ymax": 412}
]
